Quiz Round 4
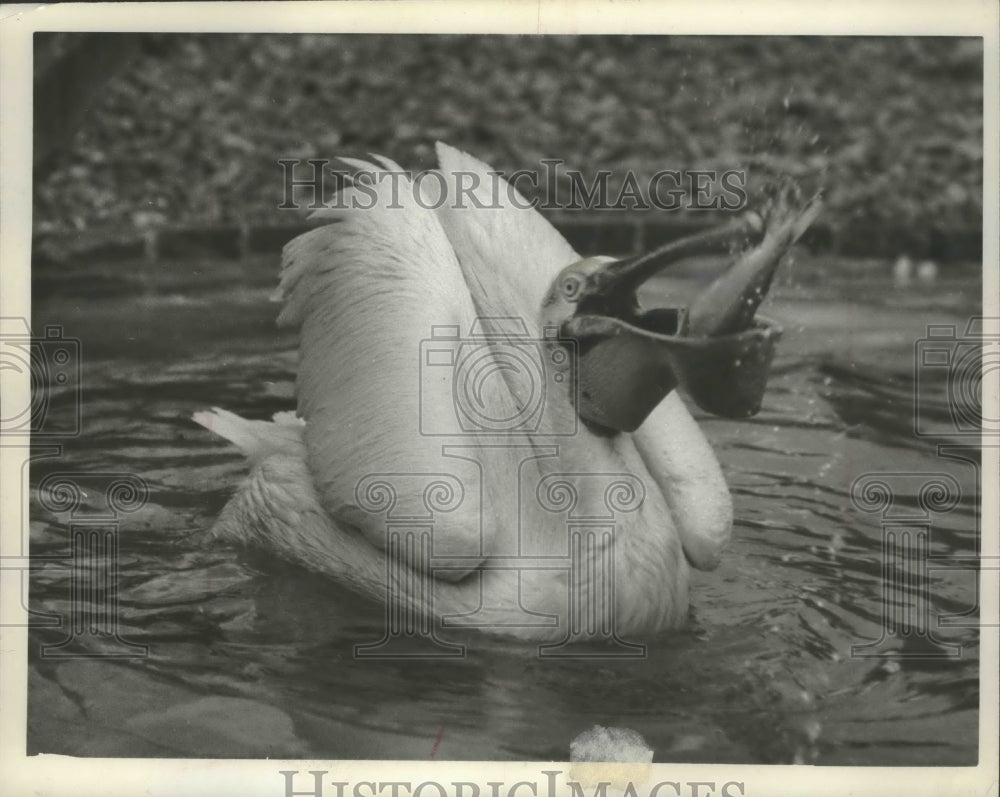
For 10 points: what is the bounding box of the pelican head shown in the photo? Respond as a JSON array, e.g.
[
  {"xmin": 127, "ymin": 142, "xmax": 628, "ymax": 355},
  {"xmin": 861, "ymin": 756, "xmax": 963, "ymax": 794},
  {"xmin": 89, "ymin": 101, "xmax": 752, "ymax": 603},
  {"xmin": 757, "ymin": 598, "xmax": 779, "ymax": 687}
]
[
  {"xmin": 195, "ymin": 143, "xmax": 820, "ymax": 643},
  {"xmin": 544, "ymin": 194, "xmax": 821, "ymax": 434}
]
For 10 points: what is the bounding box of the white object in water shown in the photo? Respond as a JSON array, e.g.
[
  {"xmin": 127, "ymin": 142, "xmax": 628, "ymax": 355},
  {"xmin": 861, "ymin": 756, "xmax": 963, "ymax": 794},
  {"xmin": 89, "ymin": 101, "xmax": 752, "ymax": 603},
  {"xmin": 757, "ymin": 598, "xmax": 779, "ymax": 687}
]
[
  {"xmin": 893, "ymin": 255, "xmax": 913, "ymax": 286},
  {"xmin": 570, "ymin": 725, "xmax": 654, "ymax": 763},
  {"xmin": 916, "ymin": 259, "xmax": 939, "ymax": 284}
]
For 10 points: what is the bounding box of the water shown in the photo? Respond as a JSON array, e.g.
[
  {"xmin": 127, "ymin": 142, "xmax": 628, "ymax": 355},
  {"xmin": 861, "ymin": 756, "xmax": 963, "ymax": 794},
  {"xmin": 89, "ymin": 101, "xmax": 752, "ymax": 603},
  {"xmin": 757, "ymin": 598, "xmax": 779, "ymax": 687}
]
[{"xmin": 27, "ymin": 254, "xmax": 981, "ymax": 763}]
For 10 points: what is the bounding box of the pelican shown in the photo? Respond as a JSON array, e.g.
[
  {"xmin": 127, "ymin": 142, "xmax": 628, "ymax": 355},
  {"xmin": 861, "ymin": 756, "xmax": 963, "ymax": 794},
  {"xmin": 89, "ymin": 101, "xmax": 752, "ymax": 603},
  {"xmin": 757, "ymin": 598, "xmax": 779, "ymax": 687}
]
[{"xmin": 195, "ymin": 143, "xmax": 818, "ymax": 643}]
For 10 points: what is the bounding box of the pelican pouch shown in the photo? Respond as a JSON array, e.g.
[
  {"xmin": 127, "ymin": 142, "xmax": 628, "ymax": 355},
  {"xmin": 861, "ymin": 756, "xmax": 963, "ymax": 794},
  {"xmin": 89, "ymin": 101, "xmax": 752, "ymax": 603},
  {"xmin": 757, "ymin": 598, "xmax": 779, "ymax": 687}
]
[{"xmin": 564, "ymin": 309, "xmax": 782, "ymax": 433}]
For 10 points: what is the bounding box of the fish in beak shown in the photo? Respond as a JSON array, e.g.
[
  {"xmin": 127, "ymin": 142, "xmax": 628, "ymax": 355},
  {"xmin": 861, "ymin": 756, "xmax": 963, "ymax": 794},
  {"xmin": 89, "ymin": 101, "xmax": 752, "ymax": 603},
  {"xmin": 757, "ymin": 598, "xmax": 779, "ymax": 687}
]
[{"xmin": 547, "ymin": 189, "xmax": 823, "ymax": 433}]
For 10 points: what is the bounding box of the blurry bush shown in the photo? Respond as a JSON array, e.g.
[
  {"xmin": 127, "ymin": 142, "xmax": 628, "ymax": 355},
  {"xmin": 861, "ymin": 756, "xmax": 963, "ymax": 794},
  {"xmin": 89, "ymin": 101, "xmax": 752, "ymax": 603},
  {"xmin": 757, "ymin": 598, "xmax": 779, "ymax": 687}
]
[{"xmin": 33, "ymin": 34, "xmax": 982, "ymax": 257}]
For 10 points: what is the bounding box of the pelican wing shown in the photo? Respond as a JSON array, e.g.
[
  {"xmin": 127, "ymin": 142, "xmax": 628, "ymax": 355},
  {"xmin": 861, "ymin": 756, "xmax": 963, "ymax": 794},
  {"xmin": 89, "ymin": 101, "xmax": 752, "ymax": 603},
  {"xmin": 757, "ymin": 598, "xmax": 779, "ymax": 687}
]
[
  {"xmin": 631, "ymin": 394, "xmax": 733, "ymax": 570},
  {"xmin": 432, "ymin": 142, "xmax": 581, "ymax": 328},
  {"xmin": 276, "ymin": 163, "xmax": 519, "ymax": 559}
]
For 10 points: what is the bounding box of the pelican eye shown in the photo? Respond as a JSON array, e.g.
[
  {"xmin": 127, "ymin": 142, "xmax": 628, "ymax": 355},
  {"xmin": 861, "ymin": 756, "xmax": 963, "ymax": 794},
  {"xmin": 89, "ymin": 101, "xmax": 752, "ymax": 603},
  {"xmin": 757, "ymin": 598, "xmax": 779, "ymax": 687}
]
[{"xmin": 560, "ymin": 274, "xmax": 585, "ymax": 301}]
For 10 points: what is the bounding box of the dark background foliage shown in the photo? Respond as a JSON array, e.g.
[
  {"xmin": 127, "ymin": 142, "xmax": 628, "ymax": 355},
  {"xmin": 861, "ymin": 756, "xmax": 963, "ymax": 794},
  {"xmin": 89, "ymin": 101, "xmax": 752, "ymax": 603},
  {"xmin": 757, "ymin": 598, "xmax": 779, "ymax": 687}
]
[{"xmin": 33, "ymin": 34, "xmax": 983, "ymax": 259}]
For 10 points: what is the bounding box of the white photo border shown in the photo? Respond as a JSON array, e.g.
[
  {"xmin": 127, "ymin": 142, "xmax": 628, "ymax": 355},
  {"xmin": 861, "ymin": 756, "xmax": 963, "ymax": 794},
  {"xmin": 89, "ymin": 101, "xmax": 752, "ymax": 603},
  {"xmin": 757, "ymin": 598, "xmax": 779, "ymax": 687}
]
[{"xmin": 1, "ymin": 2, "xmax": 997, "ymax": 796}]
